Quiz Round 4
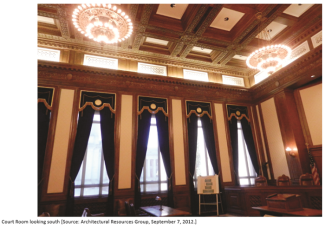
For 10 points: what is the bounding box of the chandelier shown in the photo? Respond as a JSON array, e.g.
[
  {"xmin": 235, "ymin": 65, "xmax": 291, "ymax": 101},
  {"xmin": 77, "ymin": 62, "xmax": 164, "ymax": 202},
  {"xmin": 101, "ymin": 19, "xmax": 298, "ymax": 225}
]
[
  {"xmin": 72, "ymin": 4, "xmax": 133, "ymax": 44},
  {"xmin": 246, "ymin": 13, "xmax": 291, "ymax": 75}
]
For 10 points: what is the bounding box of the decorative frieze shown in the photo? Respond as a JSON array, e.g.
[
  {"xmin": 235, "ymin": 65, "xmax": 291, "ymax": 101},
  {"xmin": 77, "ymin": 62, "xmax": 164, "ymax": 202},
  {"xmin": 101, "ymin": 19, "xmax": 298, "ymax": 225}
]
[
  {"xmin": 83, "ymin": 54, "xmax": 118, "ymax": 70},
  {"xmin": 222, "ymin": 75, "xmax": 245, "ymax": 87},
  {"xmin": 138, "ymin": 62, "xmax": 167, "ymax": 76},
  {"xmin": 311, "ymin": 30, "xmax": 322, "ymax": 48},
  {"xmin": 38, "ymin": 61, "xmax": 253, "ymax": 103},
  {"xmin": 37, "ymin": 47, "xmax": 60, "ymax": 62},
  {"xmin": 284, "ymin": 41, "xmax": 310, "ymax": 67},
  {"xmin": 183, "ymin": 69, "xmax": 209, "ymax": 82}
]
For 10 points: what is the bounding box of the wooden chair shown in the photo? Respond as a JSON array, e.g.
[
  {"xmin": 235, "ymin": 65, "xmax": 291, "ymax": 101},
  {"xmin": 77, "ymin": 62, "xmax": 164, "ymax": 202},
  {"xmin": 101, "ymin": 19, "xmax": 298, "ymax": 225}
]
[
  {"xmin": 255, "ymin": 175, "xmax": 267, "ymax": 186},
  {"xmin": 39, "ymin": 212, "xmax": 50, "ymax": 217},
  {"xmin": 299, "ymin": 173, "xmax": 314, "ymax": 186},
  {"xmin": 81, "ymin": 208, "xmax": 105, "ymax": 217},
  {"xmin": 277, "ymin": 174, "xmax": 291, "ymax": 186}
]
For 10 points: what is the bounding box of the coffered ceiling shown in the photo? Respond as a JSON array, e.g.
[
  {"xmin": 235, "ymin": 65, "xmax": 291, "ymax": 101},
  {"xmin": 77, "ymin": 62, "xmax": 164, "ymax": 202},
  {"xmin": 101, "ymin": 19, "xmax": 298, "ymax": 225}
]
[{"xmin": 37, "ymin": 3, "xmax": 322, "ymax": 78}]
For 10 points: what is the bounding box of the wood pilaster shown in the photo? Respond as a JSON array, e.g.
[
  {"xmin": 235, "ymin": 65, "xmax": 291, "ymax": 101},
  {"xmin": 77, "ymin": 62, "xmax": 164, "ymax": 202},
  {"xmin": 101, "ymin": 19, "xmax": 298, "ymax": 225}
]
[{"xmin": 274, "ymin": 89, "xmax": 309, "ymax": 183}]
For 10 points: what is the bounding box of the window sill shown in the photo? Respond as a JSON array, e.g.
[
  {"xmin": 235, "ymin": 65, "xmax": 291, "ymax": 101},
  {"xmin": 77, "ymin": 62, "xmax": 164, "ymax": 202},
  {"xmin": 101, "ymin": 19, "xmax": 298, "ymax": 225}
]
[{"xmin": 74, "ymin": 195, "xmax": 109, "ymax": 203}]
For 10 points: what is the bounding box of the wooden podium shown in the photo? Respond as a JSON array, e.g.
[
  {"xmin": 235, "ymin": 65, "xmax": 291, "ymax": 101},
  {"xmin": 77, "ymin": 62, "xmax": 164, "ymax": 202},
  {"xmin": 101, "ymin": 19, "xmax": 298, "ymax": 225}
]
[{"xmin": 266, "ymin": 193, "xmax": 303, "ymax": 212}]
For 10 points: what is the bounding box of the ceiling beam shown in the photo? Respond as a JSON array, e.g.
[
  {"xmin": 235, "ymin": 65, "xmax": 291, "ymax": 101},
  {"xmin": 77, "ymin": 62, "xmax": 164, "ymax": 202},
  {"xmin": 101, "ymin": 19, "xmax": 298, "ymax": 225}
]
[
  {"xmin": 179, "ymin": 5, "xmax": 223, "ymax": 58},
  {"xmin": 57, "ymin": 5, "xmax": 71, "ymax": 39},
  {"xmin": 121, "ymin": 4, "xmax": 140, "ymax": 49},
  {"xmin": 132, "ymin": 4, "xmax": 155, "ymax": 50}
]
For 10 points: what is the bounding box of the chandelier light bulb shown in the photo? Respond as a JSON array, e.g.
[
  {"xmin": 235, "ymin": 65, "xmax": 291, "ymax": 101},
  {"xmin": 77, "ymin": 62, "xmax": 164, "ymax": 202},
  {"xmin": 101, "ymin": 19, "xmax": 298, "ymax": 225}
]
[
  {"xmin": 246, "ymin": 44, "xmax": 291, "ymax": 74},
  {"xmin": 72, "ymin": 4, "xmax": 133, "ymax": 44}
]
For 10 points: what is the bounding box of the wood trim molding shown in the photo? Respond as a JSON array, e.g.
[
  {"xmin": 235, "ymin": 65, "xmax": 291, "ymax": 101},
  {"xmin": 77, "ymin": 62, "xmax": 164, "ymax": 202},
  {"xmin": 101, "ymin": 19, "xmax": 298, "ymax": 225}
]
[
  {"xmin": 293, "ymin": 81, "xmax": 322, "ymax": 148},
  {"xmin": 257, "ymin": 103, "xmax": 275, "ymax": 181}
]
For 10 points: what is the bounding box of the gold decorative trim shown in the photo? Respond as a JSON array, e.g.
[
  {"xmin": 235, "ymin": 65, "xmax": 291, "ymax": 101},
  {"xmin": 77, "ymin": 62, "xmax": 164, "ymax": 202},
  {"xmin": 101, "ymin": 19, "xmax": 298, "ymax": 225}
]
[
  {"xmin": 79, "ymin": 102, "xmax": 116, "ymax": 113},
  {"xmin": 138, "ymin": 106, "xmax": 168, "ymax": 117},
  {"xmin": 228, "ymin": 113, "xmax": 250, "ymax": 122},
  {"xmin": 186, "ymin": 110, "xmax": 212, "ymax": 119},
  {"xmin": 38, "ymin": 98, "xmax": 52, "ymax": 110}
]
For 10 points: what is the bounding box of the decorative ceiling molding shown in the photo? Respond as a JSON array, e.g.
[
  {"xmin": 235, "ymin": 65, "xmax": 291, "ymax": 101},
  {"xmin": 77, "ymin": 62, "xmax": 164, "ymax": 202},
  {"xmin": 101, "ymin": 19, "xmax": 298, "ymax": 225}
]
[
  {"xmin": 238, "ymin": 5, "xmax": 289, "ymax": 47},
  {"xmin": 38, "ymin": 61, "xmax": 253, "ymax": 103},
  {"xmin": 185, "ymin": 5, "xmax": 210, "ymax": 33},
  {"xmin": 38, "ymin": 11, "xmax": 59, "ymax": 19},
  {"xmin": 38, "ymin": 36, "xmax": 246, "ymax": 76},
  {"xmin": 121, "ymin": 4, "xmax": 140, "ymax": 49},
  {"xmin": 37, "ymin": 4, "xmax": 322, "ymax": 79},
  {"xmin": 195, "ymin": 5, "xmax": 223, "ymax": 36},
  {"xmin": 284, "ymin": 15, "xmax": 322, "ymax": 47},
  {"xmin": 132, "ymin": 5, "xmax": 155, "ymax": 50},
  {"xmin": 57, "ymin": 5, "xmax": 70, "ymax": 39}
]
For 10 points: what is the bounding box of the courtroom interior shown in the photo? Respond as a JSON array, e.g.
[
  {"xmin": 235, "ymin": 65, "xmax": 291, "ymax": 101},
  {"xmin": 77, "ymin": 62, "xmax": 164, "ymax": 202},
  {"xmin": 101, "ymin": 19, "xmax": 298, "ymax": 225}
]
[{"xmin": 37, "ymin": 3, "xmax": 322, "ymax": 217}]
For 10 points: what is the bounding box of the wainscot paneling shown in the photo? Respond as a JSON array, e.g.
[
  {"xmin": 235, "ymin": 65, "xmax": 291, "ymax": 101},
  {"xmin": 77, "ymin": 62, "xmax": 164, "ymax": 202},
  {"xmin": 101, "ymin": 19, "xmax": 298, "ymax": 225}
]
[{"xmin": 225, "ymin": 186, "xmax": 322, "ymax": 216}]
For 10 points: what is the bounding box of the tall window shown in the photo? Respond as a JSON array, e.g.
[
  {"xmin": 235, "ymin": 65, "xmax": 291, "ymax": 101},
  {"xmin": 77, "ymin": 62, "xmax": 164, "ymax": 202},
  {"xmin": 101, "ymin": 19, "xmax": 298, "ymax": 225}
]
[
  {"xmin": 75, "ymin": 111, "xmax": 109, "ymax": 197},
  {"xmin": 140, "ymin": 115, "xmax": 168, "ymax": 193},
  {"xmin": 193, "ymin": 118, "xmax": 214, "ymax": 187},
  {"xmin": 237, "ymin": 120, "xmax": 256, "ymax": 185}
]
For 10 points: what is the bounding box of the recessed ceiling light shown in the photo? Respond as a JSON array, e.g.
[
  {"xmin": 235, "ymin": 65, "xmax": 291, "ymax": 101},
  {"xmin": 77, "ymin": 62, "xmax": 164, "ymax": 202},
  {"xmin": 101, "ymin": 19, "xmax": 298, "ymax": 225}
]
[{"xmin": 311, "ymin": 75, "xmax": 315, "ymax": 78}]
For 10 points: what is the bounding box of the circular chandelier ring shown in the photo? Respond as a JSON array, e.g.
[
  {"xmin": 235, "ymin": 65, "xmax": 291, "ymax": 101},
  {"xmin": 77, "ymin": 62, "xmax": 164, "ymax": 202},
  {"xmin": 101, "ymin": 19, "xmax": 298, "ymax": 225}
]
[
  {"xmin": 246, "ymin": 44, "xmax": 292, "ymax": 74},
  {"xmin": 72, "ymin": 4, "xmax": 133, "ymax": 44}
]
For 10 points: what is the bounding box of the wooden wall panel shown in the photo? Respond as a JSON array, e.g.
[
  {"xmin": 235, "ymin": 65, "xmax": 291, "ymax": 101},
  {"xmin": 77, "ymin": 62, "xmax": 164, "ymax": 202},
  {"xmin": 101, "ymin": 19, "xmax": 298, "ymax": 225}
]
[
  {"xmin": 255, "ymin": 105, "xmax": 272, "ymax": 180},
  {"xmin": 171, "ymin": 99, "xmax": 187, "ymax": 185},
  {"xmin": 214, "ymin": 103, "xmax": 232, "ymax": 183},
  {"xmin": 260, "ymin": 97, "xmax": 290, "ymax": 179},
  {"xmin": 47, "ymin": 88, "xmax": 75, "ymax": 193},
  {"xmin": 299, "ymin": 83, "xmax": 322, "ymax": 146},
  {"xmin": 118, "ymin": 95, "xmax": 133, "ymax": 189},
  {"xmin": 225, "ymin": 186, "xmax": 322, "ymax": 216}
]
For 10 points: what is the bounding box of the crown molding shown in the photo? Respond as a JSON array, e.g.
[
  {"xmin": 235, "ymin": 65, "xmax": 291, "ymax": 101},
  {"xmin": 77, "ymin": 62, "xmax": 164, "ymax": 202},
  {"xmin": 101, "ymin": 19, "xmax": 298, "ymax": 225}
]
[
  {"xmin": 38, "ymin": 36, "xmax": 248, "ymax": 76},
  {"xmin": 38, "ymin": 60, "xmax": 253, "ymax": 103}
]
